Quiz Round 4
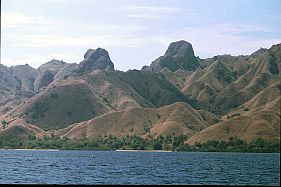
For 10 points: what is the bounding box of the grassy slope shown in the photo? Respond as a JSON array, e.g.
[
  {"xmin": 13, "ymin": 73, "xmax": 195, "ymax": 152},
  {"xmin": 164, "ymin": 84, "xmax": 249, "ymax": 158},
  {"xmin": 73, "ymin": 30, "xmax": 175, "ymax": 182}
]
[
  {"xmin": 186, "ymin": 95, "xmax": 280, "ymax": 144},
  {"xmin": 0, "ymin": 43, "xmax": 280, "ymax": 144},
  {"xmin": 55, "ymin": 102, "xmax": 212, "ymax": 140}
]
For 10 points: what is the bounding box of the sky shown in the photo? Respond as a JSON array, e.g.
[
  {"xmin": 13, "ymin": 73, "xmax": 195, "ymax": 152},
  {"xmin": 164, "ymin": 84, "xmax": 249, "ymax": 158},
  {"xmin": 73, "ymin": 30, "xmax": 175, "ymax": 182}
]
[{"xmin": 1, "ymin": 0, "xmax": 281, "ymax": 71}]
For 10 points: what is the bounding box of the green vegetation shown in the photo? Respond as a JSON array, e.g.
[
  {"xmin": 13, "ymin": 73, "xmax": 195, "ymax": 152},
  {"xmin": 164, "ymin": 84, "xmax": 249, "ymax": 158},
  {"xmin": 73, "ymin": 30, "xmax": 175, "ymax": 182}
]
[
  {"xmin": 1, "ymin": 120, "xmax": 8, "ymax": 129},
  {"xmin": 26, "ymin": 97, "xmax": 50, "ymax": 120},
  {"xmin": 204, "ymin": 84, "xmax": 216, "ymax": 96},
  {"xmin": 227, "ymin": 113, "xmax": 241, "ymax": 119},
  {"xmin": 177, "ymin": 137, "xmax": 280, "ymax": 153},
  {"xmin": 216, "ymin": 65, "xmax": 235, "ymax": 84},
  {"xmin": 0, "ymin": 134, "xmax": 279, "ymax": 153},
  {"xmin": 102, "ymin": 97, "xmax": 108, "ymax": 103},
  {"xmin": 277, "ymin": 84, "xmax": 281, "ymax": 91},
  {"xmin": 23, "ymin": 85, "xmax": 100, "ymax": 131},
  {"xmin": 143, "ymin": 125, "xmax": 150, "ymax": 133},
  {"xmin": 213, "ymin": 118, "xmax": 220, "ymax": 123},
  {"xmin": 268, "ymin": 52, "xmax": 279, "ymax": 74}
]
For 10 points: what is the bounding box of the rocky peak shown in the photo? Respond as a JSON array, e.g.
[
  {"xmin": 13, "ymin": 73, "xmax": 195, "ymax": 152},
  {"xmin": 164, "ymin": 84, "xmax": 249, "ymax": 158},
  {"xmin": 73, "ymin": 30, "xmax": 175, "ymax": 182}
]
[
  {"xmin": 9, "ymin": 64, "xmax": 39, "ymax": 91},
  {"xmin": 165, "ymin": 40, "xmax": 194, "ymax": 57},
  {"xmin": 79, "ymin": 48, "xmax": 114, "ymax": 72},
  {"xmin": 38, "ymin": 59, "xmax": 66, "ymax": 73},
  {"xmin": 45, "ymin": 59, "xmax": 66, "ymax": 66},
  {"xmin": 149, "ymin": 40, "xmax": 200, "ymax": 72},
  {"xmin": 250, "ymin": 48, "xmax": 267, "ymax": 58}
]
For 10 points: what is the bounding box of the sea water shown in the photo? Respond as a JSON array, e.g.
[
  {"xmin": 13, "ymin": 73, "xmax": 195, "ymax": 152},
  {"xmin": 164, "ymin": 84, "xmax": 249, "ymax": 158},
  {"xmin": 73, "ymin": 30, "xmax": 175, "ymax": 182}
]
[{"xmin": 0, "ymin": 150, "xmax": 279, "ymax": 185}]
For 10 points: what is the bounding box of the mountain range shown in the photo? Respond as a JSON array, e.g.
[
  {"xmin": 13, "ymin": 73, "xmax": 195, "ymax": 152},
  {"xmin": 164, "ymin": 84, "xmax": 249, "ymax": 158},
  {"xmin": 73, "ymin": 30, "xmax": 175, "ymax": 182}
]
[{"xmin": 0, "ymin": 40, "xmax": 280, "ymax": 144}]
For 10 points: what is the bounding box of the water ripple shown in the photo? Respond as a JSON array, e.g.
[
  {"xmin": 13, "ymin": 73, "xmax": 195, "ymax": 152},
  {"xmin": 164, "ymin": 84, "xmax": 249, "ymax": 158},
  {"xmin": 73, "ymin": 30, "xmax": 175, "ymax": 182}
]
[{"xmin": 0, "ymin": 150, "xmax": 279, "ymax": 185}]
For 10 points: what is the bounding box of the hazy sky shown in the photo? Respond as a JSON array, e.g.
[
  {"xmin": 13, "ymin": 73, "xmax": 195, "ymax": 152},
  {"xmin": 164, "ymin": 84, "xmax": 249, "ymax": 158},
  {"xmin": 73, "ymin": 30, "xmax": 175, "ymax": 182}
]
[{"xmin": 1, "ymin": 0, "xmax": 281, "ymax": 71}]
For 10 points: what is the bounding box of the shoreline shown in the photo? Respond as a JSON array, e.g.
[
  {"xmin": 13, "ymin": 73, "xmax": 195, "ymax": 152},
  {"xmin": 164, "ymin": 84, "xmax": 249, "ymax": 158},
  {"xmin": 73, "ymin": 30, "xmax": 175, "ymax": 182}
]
[
  {"xmin": 0, "ymin": 148, "xmax": 279, "ymax": 153},
  {"xmin": 0, "ymin": 148, "xmax": 59, "ymax": 151},
  {"xmin": 0, "ymin": 148, "xmax": 172, "ymax": 152},
  {"xmin": 115, "ymin": 149, "xmax": 173, "ymax": 152}
]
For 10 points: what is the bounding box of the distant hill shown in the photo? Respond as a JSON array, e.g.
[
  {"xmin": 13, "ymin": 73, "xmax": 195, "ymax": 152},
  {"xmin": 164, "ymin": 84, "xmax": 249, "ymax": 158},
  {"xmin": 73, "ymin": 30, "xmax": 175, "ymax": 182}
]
[{"xmin": 0, "ymin": 41, "xmax": 280, "ymax": 144}]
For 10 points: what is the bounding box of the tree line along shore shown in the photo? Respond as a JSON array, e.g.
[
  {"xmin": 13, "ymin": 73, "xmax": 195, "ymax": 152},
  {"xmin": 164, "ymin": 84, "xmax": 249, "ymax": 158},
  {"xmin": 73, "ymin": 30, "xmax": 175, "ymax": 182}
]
[{"xmin": 0, "ymin": 134, "xmax": 279, "ymax": 153}]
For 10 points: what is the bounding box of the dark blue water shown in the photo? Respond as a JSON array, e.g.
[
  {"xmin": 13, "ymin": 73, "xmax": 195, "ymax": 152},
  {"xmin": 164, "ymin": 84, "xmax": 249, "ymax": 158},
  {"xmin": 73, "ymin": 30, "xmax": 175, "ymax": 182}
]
[{"xmin": 0, "ymin": 150, "xmax": 279, "ymax": 185}]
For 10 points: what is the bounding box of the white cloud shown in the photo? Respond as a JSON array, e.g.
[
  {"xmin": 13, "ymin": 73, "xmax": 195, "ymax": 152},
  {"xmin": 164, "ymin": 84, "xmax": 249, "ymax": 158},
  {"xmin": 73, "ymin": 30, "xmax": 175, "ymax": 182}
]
[
  {"xmin": 4, "ymin": 33, "xmax": 147, "ymax": 48},
  {"xmin": 2, "ymin": 8, "xmax": 280, "ymax": 71},
  {"xmin": 147, "ymin": 23, "xmax": 281, "ymax": 57},
  {"xmin": 119, "ymin": 5, "xmax": 197, "ymax": 19},
  {"xmin": 1, "ymin": 55, "xmax": 50, "ymax": 68},
  {"xmin": 127, "ymin": 13, "xmax": 163, "ymax": 19},
  {"xmin": 1, "ymin": 53, "xmax": 81, "ymax": 69},
  {"xmin": 1, "ymin": 11, "xmax": 149, "ymax": 49},
  {"xmin": 82, "ymin": 24, "xmax": 147, "ymax": 34},
  {"xmin": 120, "ymin": 5, "xmax": 191, "ymax": 14},
  {"xmin": 2, "ymin": 20, "xmax": 280, "ymax": 69},
  {"xmin": 1, "ymin": 12, "xmax": 51, "ymax": 28}
]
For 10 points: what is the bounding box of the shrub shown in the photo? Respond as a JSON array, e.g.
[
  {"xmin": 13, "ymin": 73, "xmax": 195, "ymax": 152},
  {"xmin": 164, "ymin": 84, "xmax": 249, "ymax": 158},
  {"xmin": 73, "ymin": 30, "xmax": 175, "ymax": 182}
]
[
  {"xmin": 214, "ymin": 118, "xmax": 220, "ymax": 123},
  {"xmin": 153, "ymin": 143, "xmax": 162, "ymax": 150},
  {"xmin": 144, "ymin": 125, "xmax": 150, "ymax": 133},
  {"xmin": 2, "ymin": 121, "xmax": 8, "ymax": 129}
]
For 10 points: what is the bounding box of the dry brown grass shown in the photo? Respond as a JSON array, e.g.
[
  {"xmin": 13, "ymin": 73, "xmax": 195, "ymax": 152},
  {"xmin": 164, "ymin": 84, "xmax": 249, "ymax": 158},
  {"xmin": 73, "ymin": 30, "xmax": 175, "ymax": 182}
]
[{"xmin": 55, "ymin": 102, "xmax": 211, "ymax": 140}]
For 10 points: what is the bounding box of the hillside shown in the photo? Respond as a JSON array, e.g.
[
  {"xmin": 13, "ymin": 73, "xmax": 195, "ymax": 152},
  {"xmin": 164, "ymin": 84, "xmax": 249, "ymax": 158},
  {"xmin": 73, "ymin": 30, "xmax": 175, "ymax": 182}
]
[
  {"xmin": 0, "ymin": 102, "xmax": 217, "ymax": 141},
  {"xmin": 151, "ymin": 43, "xmax": 280, "ymax": 115},
  {"xmin": 0, "ymin": 47, "xmax": 191, "ymax": 131},
  {"xmin": 186, "ymin": 88, "xmax": 280, "ymax": 144},
  {"xmin": 0, "ymin": 40, "xmax": 280, "ymax": 144},
  {"xmin": 55, "ymin": 102, "xmax": 213, "ymax": 140}
]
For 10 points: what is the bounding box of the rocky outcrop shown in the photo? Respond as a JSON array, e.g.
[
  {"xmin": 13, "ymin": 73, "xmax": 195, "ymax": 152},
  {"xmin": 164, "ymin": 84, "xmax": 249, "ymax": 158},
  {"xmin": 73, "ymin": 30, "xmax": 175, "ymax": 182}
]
[
  {"xmin": 11, "ymin": 64, "xmax": 39, "ymax": 91},
  {"xmin": 0, "ymin": 41, "xmax": 280, "ymax": 144},
  {"xmin": 38, "ymin": 59, "xmax": 66, "ymax": 73},
  {"xmin": 148, "ymin": 40, "xmax": 200, "ymax": 72},
  {"xmin": 79, "ymin": 48, "xmax": 114, "ymax": 72},
  {"xmin": 37, "ymin": 70, "xmax": 54, "ymax": 90}
]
